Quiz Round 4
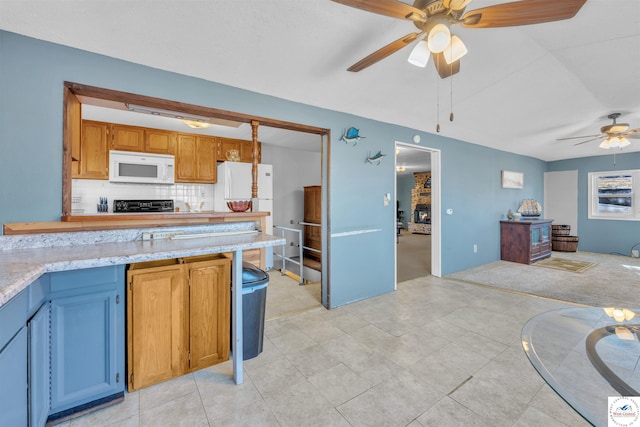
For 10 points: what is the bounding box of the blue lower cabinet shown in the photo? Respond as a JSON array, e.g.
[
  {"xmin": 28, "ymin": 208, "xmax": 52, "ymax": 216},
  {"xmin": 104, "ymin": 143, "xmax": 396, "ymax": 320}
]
[
  {"xmin": 29, "ymin": 303, "xmax": 50, "ymax": 427},
  {"xmin": 48, "ymin": 266, "xmax": 125, "ymax": 420},
  {"xmin": 0, "ymin": 327, "xmax": 28, "ymax": 427}
]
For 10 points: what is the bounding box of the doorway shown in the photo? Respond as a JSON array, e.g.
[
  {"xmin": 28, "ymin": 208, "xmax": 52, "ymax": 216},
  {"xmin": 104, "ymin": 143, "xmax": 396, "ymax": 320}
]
[{"xmin": 394, "ymin": 142, "xmax": 441, "ymax": 285}]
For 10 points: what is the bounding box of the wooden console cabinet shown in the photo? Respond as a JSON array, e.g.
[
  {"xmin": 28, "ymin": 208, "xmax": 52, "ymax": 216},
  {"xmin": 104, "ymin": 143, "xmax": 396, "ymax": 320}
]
[
  {"xmin": 500, "ymin": 219, "xmax": 553, "ymax": 264},
  {"xmin": 126, "ymin": 255, "xmax": 230, "ymax": 391}
]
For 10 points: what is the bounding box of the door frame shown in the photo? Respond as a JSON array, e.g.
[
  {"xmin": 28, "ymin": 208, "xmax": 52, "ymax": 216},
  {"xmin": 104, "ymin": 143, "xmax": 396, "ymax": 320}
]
[{"xmin": 394, "ymin": 142, "xmax": 441, "ymax": 286}]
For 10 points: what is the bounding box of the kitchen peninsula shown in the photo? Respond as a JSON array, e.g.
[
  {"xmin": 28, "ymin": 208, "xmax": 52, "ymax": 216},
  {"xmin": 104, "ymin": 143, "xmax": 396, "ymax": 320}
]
[{"xmin": 0, "ymin": 214, "xmax": 284, "ymax": 426}]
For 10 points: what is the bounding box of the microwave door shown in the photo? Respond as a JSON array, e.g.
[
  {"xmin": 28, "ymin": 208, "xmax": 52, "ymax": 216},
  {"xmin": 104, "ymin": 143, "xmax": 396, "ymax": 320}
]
[{"xmin": 118, "ymin": 162, "xmax": 158, "ymax": 181}]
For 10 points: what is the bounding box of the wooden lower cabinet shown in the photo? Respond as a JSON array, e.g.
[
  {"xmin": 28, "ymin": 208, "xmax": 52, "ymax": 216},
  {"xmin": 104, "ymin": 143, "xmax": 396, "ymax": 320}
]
[
  {"xmin": 127, "ymin": 263, "xmax": 186, "ymax": 391},
  {"xmin": 188, "ymin": 258, "xmax": 230, "ymax": 371},
  {"xmin": 126, "ymin": 256, "xmax": 230, "ymax": 391}
]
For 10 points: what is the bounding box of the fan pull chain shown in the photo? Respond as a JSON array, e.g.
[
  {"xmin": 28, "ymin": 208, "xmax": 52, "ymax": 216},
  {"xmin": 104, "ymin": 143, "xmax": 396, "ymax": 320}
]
[
  {"xmin": 450, "ymin": 70, "xmax": 454, "ymax": 122},
  {"xmin": 436, "ymin": 79, "xmax": 441, "ymax": 133}
]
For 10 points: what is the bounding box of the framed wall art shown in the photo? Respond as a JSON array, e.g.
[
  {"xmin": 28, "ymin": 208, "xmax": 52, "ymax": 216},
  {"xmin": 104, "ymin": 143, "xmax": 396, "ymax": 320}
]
[{"xmin": 502, "ymin": 170, "xmax": 524, "ymax": 189}]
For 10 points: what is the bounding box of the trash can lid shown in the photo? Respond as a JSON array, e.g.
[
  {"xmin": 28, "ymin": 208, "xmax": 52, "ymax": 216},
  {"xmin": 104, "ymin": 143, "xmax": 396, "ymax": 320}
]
[{"xmin": 242, "ymin": 261, "xmax": 268, "ymax": 286}]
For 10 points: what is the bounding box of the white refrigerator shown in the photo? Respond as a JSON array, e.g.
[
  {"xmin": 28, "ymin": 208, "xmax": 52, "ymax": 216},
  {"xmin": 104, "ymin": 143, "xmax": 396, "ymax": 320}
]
[{"xmin": 213, "ymin": 162, "xmax": 274, "ymax": 268}]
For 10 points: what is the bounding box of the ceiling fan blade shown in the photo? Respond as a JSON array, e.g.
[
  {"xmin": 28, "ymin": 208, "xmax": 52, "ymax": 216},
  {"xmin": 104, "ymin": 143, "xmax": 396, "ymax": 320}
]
[
  {"xmin": 573, "ymin": 137, "xmax": 603, "ymax": 146},
  {"xmin": 557, "ymin": 133, "xmax": 604, "ymax": 141},
  {"xmin": 461, "ymin": 0, "xmax": 586, "ymax": 28},
  {"xmin": 433, "ymin": 52, "xmax": 460, "ymax": 78},
  {"xmin": 625, "ymin": 129, "xmax": 640, "ymax": 139},
  {"xmin": 332, "ymin": 0, "xmax": 426, "ymax": 22},
  {"xmin": 347, "ymin": 32, "xmax": 423, "ymax": 72}
]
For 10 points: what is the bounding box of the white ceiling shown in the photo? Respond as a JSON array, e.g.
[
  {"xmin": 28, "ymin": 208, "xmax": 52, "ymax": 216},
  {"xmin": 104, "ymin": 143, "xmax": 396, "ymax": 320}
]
[{"xmin": 1, "ymin": 0, "xmax": 639, "ymax": 168}]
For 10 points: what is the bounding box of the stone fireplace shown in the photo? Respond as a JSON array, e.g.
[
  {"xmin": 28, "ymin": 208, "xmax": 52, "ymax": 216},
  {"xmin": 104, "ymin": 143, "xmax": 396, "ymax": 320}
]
[{"xmin": 408, "ymin": 172, "xmax": 431, "ymax": 234}]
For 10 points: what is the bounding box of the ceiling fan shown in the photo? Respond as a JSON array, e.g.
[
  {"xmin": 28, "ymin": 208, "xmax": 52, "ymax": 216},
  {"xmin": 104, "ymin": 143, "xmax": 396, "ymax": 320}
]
[
  {"xmin": 557, "ymin": 113, "xmax": 640, "ymax": 150},
  {"xmin": 332, "ymin": 0, "xmax": 586, "ymax": 78}
]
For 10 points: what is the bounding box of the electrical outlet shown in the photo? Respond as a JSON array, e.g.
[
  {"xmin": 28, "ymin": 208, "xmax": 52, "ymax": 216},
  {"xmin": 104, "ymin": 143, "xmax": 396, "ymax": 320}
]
[
  {"xmin": 473, "ymin": 244, "xmax": 478, "ymax": 253},
  {"xmin": 632, "ymin": 249, "xmax": 639, "ymax": 258},
  {"xmin": 141, "ymin": 231, "xmax": 184, "ymax": 241}
]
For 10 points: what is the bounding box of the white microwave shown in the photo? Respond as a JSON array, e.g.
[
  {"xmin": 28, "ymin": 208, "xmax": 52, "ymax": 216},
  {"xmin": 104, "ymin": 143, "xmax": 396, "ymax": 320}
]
[{"xmin": 109, "ymin": 150, "xmax": 175, "ymax": 185}]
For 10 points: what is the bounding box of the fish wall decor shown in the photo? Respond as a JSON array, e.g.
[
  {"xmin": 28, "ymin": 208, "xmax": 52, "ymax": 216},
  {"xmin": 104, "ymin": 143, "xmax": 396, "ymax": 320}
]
[
  {"xmin": 340, "ymin": 127, "xmax": 365, "ymax": 146},
  {"xmin": 366, "ymin": 150, "xmax": 386, "ymax": 165}
]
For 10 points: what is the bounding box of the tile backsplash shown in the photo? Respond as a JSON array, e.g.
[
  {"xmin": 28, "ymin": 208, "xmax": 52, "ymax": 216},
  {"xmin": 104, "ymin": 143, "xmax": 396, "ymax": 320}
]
[{"xmin": 72, "ymin": 179, "xmax": 214, "ymax": 214}]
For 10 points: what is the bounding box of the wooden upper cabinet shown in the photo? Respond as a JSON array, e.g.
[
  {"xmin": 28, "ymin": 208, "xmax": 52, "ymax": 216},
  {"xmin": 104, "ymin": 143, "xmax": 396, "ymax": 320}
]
[
  {"xmin": 176, "ymin": 135, "xmax": 217, "ymax": 183},
  {"xmin": 218, "ymin": 138, "xmax": 260, "ymax": 163},
  {"xmin": 144, "ymin": 129, "xmax": 176, "ymax": 155},
  {"xmin": 64, "ymin": 88, "xmax": 82, "ymax": 162},
  {"xmin": 75, "ymin": 120, "xmax": 109, "ymax": 179},
  {"xmin": 111, "ymin": 124, "xmax": 145, "ymax": 152}
]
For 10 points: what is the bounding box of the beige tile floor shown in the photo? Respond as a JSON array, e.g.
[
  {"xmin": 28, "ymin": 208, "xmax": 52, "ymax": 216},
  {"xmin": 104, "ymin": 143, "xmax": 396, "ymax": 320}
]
[{"xmin": 54, "ymin": 271, "xmax": 591, "ymax": 427}]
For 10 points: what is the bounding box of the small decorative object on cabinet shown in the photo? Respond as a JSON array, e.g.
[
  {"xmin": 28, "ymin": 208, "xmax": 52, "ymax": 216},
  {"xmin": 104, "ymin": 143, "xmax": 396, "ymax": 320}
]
[
  {"xmin": 226, "ymin": 149, "xmax": 240, "ymax": 161},
  {"xmin": 500, "ymin": 219, "xmax": 553, "ymax": 264},
  {"xmin": 517, "ymin": 199, "xmax": 542, "ymax": 217}
]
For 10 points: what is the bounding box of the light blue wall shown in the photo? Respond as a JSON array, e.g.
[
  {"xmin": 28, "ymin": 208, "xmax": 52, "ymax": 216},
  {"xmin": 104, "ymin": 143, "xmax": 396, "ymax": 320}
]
[
  {"xmin": 547, "ymin": 152, "xmax": 640, "ymax": 256},
  {"xmin": 436, "ymin": 135, "xmax": 547, "ymax": 273},
  {"xmin": 396, "ymin": 174, "xmax": 414, "ymax": 228},
  {"xmin": 0, "ymin": 31, "xmax": 546, "ymax": 307}
]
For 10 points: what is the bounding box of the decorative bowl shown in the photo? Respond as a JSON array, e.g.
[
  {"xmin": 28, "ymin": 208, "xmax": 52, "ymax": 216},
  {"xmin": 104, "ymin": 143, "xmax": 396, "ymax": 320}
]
[{"xmin": 227, "ymin": 200, "xmax": 252, "ymax": 212}]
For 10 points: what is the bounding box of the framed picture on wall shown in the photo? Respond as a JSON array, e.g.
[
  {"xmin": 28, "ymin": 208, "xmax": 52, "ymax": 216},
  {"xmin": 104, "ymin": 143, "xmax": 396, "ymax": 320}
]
[{"xmin": 502, "ymin": 170, "xmax": 524, "ymax": 189}]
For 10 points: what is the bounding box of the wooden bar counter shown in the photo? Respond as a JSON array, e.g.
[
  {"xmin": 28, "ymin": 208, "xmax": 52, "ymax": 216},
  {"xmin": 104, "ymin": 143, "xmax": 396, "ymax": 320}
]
[{"xmin": 3, "ymin": 211, "xmax": 269, "ymax": 235}]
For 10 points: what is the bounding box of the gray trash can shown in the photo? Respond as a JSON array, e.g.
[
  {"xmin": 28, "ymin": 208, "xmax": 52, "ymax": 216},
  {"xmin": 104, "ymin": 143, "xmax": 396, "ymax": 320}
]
[{"xmin": 232, "ymin": 261, "xmax": 269, "ymax": 360}]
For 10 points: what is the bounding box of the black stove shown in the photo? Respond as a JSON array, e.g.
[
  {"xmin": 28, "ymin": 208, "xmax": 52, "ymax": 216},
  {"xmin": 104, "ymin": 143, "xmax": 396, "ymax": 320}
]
[{"xmin": 113, "ymin": 200, "xmax": 174, "ymax": 213}]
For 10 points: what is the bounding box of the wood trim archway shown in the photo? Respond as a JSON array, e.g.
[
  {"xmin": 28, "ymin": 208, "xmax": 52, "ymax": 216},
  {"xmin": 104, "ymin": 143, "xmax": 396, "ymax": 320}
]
[{"xmin": 62, "ymin": 81, "xmax": 328, "ymax": 216}]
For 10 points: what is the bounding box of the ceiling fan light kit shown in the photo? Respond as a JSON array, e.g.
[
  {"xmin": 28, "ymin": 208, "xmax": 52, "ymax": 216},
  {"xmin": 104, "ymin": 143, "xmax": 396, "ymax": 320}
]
[
  {"xmin": 426, "ymin": 22, "xmax": 451, "ymax": 53},
  {"xmin": 408, "ymin": 40, "xmax": 431, "ymax": 67},
  {"xmin": 333, "ymin": 0, "xmax": 587, "ymax": 78},
  {"xmin": 443, "ymin": 35, "xmax": 468, "ymax": 64},
  {"xmin": 559, "ymin": 112, "xmax": 639, "ymax": 151}
]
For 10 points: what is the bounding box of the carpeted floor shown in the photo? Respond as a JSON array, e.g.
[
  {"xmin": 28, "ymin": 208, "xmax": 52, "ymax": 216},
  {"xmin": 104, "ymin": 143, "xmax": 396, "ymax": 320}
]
[
  {"xmin": 396, "ymin": 230, "xmax": 431, "ymax": 283},
  {"xmin": 447, "ymin": 251, "xmax": 640, "ymax": 308}
]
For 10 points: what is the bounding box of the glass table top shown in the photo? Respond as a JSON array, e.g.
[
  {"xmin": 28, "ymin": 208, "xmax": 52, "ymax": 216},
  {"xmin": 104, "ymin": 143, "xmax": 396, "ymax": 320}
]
[{"xmin": 522, "ymin": 307, "xmax": 640, "ymax": 426}]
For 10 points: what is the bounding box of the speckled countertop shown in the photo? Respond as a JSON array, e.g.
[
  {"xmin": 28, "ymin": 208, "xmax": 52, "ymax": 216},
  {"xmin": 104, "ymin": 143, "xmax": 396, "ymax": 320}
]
[{"xmin": 0, "ymin": 223, "xmax": 285, "ymax": 307}]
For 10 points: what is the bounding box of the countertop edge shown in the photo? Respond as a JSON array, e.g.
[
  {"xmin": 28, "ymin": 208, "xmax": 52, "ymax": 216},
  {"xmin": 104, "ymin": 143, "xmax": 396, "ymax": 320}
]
[{"xmin": 0, "ymin": 233, "xmax": 285, "ymax": 308}]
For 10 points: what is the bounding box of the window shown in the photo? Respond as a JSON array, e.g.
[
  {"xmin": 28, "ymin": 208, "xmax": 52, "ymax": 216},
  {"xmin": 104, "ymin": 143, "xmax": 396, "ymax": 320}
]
[{"xmin": 588, "ymin": 170, "xmax": 640, "ymax": 220}]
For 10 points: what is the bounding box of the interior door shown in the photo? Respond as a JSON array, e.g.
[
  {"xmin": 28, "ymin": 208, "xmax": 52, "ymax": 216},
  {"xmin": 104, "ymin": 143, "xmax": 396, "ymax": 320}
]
[{"xmin": 544, "ymin": 171, "xmax": 578, "ymax": 234}]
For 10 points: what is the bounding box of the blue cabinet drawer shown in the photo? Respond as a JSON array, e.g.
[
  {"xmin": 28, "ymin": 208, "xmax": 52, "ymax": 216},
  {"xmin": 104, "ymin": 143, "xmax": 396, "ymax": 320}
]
[
  {"xmin": 0, "ymin": 290, "xmax": 28, "ymax": 351},
  {"xmin": 50, "ymin": 266, "xmax": 120, "ymax": 294}
]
